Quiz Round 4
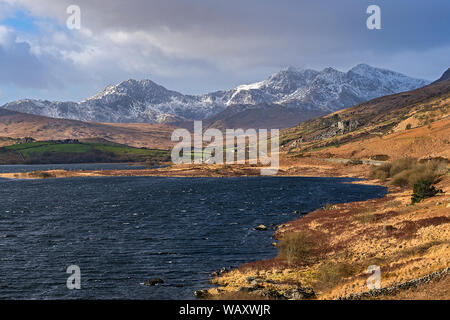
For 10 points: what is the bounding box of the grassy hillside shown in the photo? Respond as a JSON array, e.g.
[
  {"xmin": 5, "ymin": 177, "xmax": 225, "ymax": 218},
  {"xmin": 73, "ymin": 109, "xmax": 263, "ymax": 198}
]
[
  {"xmin": 204, "ymin": 103, "xmax": 326, "ymax": 130},
  {"xmin": 203, "ymin": 75, "xmax": 450, "ymax": 300},
  {"xmin": 281, "ymin": 78, "xmax": 450, "ymax": 160},
  {"xmin": 0, "ymin": 140, "xmax": 170, "ymax": 165},
  {"xmin": 0, "ymin": 108, "xmax": 176, "ymax": 149}
]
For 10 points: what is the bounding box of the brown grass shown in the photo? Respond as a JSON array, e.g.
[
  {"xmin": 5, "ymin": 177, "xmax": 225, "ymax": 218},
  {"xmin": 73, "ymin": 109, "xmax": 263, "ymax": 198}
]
[
  {"xmin": 353, "ymin": 209, "xmax": 376, "ymax": 225},
  {"xmin": 371, "ymin": 158, "xmax": 447, "ymax": 187},
  {"xmin": 380, "ymin": 274, "xmax": 450, "ymax": 300},
  {"xmin": 208, "ymin": 174, "xmax": 450, "ymax": 300},
  {"xmin": 0, "ymin": 112, "xmax": 176, "ymax": 149},
  {"xmin": 276, "ymin": 232, "xmax": 318, "ymax": 267},
  {"xmin": 28, "ymin": 170, "xmax": 56, "ymax": 179},
  {"xmin": 313, "ymin": 261, "xmax": 358, "ymax": 291},
  {"xmin": 206, "ymin": 292, "xmax": 272, "ymax": 300}
]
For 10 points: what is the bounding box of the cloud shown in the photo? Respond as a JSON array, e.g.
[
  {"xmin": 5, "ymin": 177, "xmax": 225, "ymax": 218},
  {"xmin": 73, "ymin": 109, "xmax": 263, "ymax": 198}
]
[
  {"xmin": 0, "ymin": 24, "xmax": 84, "ymax": 89},
  {"xmin": 0, "ymin": 0, "xmax": 449, "ymax": 102}
]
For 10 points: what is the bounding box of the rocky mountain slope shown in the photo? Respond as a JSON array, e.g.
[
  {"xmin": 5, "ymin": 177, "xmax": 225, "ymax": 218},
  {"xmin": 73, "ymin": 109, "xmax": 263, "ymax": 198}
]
[
  {"xmin": 204, "ymin": 103, "xmax": 327, "ymax": 130},
  {"xmin": 281, "ymin": 68, "xmax": 450, "ymax": 159},
  {"xmin": 1, "ymin": 64, "xmax": 428, "ymax": 125}
]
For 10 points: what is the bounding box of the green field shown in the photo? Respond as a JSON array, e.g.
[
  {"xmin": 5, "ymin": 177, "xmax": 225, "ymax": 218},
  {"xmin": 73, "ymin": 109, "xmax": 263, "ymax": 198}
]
[{"xmin": 0, "ymin": 140, "xmax": 170, "ymax": 165}]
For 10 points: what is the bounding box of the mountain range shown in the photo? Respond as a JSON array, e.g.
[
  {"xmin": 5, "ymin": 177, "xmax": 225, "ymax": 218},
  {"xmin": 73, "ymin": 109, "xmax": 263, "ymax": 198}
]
[
  {"xmin": 281, "ymin": 68, "xmax": 450, "ymax": 159},
  {"xmin": 1, "ymin": 64, "xmax": 429, "ymax": 128}
]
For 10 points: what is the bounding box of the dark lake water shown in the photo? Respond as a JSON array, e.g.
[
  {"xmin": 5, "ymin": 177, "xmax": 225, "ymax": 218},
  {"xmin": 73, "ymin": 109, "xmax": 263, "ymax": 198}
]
[{"xmin": 0, "ymin": 174, "xmax": 386, "ymax": 299}]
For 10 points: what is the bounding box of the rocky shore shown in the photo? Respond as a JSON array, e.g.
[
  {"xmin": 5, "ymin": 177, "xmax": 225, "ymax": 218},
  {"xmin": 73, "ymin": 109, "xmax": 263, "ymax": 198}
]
[{"xmin": 204, "ymin": 173, "xmax": 450, "ymax": 300}]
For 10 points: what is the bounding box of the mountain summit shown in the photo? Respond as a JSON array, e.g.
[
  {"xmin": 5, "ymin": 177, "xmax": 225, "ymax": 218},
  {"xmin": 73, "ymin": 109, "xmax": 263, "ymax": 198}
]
[
  {"xmin": 433, "ymin": 68, "xmax": 450, "ymax": 84},
  {"xmin": 1, "ymin": 64, "xmax": 429, "ymax": 124}
]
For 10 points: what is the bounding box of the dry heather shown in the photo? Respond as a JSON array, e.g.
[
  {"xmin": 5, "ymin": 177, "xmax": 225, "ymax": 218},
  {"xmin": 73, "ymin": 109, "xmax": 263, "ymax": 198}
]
[
  {"xmin": 208, "ymin": 175, "xmax": 450, "ymax": 300},
  {"xmin": 312, "ymin": 118, "xmax": 450, "ymax": 161},
  {"xmin": 0, "ymin": 164, "xmax": 266, "ymax": 179},
  {"xmin": 0, "ymin": 111, "xmax": 175, "ymax": 149}
]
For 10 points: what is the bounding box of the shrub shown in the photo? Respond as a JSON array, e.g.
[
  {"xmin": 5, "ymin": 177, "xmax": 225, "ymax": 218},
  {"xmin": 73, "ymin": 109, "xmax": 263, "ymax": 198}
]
[
  {"xmin": 370, "ymin": 163, "xmax": 391, "ymax": 181},
  {"xmin": 277, "ymin": 232, "xmax": 316, "ymax": 266},
  {"xmin": 389, "ymin": 157, "xmax": 416, "ymax": 177},
  {"xmin": 322, "ymin": 202, "xmax": 336, "ymax": 210},
  {"xmin": 419, "ymin": 156, "xmax": 449, "ymax": 164},
  {"xmin": 28, "ymin": 171, "xmax": 55, "ymax": 179},
  {"xmin": 392, "ymin": 159, "xmax": 446, "ymax": 187},
  {"xmin": 406, "ymin": 123, "xmax": 412, "ymax": 130},
  {"xmin": 391, "ymin": 170, "xmax": 411, "ymax": 187},
  {"xmin": 314, "ymin": 262, "xmax": 356, "ymax": 289},
  {"xmin": 39, "ymin": 172, "xmax": 54, "ymax": 178},
  {"xmin": 371, "ymin": 158, "xmax": 447, "ymax": 187},
  {"xmin": 370, "ymin": 154, "xmax": 390, "ymax": 161},
  {"xmin": 405, "ymin": 166, "xmax": 436, "ymax": 186},
  {"xmin": 346, "ymin": 159, "xmax": 363, "ymax": 166},
  {"xmin": 411, "ymin": 179, "xmax": 442, "ymax": 204},
  {"xmin": 424, "ymin": 159, "xmax": 448, "ymax": 174}
]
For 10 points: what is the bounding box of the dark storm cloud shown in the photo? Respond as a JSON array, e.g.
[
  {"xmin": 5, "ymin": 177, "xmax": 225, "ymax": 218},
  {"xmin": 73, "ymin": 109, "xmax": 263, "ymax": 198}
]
[
  {"xmin": 1, "ymin": 0, "xmax": 449, "ymax": 102},
  {"xmin": 25, "ymin": 0, "xmax": 448, "ymax": 55}
]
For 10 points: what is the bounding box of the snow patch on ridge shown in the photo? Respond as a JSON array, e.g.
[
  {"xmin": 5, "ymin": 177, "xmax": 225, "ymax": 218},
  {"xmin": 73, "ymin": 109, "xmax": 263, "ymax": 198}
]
[{"xmin": 1, "ymin": 64, "xmax": 430, "ymax": 124}]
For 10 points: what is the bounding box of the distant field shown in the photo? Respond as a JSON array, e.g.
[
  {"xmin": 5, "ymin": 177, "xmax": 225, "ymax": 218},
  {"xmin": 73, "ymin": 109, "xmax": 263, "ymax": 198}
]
[{"xmin": 0, "ymin": 141, "xmax": 170, "ymax": 165}]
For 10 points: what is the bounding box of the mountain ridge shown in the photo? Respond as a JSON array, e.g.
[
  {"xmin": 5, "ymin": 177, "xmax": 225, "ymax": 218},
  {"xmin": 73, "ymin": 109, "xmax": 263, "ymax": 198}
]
[
  {"xmin": 1, "ymin": 64, "xmax": 429, "ymax": 125},
  {"xmin": 280, "ymin": 69, "xmax": 450, "ymax": 158}
]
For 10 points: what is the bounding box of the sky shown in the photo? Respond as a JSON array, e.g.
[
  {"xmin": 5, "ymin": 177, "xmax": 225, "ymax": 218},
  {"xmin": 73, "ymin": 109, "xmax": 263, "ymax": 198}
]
[{"xmin": 0, "ymin": 0, "xmax": 449, "ymax": 104}]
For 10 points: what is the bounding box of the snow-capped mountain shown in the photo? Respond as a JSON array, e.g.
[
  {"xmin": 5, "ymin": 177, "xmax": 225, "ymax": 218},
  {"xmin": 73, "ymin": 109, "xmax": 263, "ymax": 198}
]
[
  {"xmin": 219, "ymin": 64, "xmax": 429, "ymax": 112},
  {"xmin": 2, "ymin": 79, "xmax": 225, "ymax": 123},
  {"xmin": 1, "ymin": 64, "xmax": 429, "ymax": 124}
]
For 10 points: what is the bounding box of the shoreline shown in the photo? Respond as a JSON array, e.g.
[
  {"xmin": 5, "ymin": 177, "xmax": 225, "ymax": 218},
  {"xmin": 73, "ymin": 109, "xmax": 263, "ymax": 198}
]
[
  {"xmin": 1, "ymin": 158, "xmax": 448, "ymax": 299},
  {"xmin": 0, "ymin": 157, "xmax": 374, "ymax": 180},
  {"xmin": 204, "ymin": 169, "xmax": 450, "ymax": 300}
]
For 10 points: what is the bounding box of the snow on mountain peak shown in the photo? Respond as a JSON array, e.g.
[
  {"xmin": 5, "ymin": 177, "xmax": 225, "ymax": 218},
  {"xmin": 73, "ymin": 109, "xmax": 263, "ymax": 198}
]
[
  {"xmin": 1, "ymin": 64, "xmax": 430, "ymax": 124},
  {"xmin": 349, "ymin": 64, "xmax": 429, "ymax": 93},
  {"xmin": 235, "ymin": 80, "xmax": 266, "ymax": 92}
]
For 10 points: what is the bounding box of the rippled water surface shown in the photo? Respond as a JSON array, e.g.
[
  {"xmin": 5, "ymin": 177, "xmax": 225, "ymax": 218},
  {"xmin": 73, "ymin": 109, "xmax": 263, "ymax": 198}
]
[{"xmin": 0, "ymin": 173, "xmax": 386, "ymax": 299}]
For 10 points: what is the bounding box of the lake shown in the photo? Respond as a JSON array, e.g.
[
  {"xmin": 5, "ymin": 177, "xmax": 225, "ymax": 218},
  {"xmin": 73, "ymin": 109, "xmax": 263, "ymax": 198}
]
[{"xmin": 0, "ymin": 173, "xmax": 386, "ymax": 299}]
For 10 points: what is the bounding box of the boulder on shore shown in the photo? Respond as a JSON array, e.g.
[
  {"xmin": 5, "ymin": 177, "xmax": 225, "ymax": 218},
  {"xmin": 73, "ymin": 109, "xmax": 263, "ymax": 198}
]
[
  {"xmin": 254, "ymin": 225, "xmax": 268, "ymax": 231},
  {"xmin": 194, "ymin": 290, "xmax": 210, "ymax": 298}
]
